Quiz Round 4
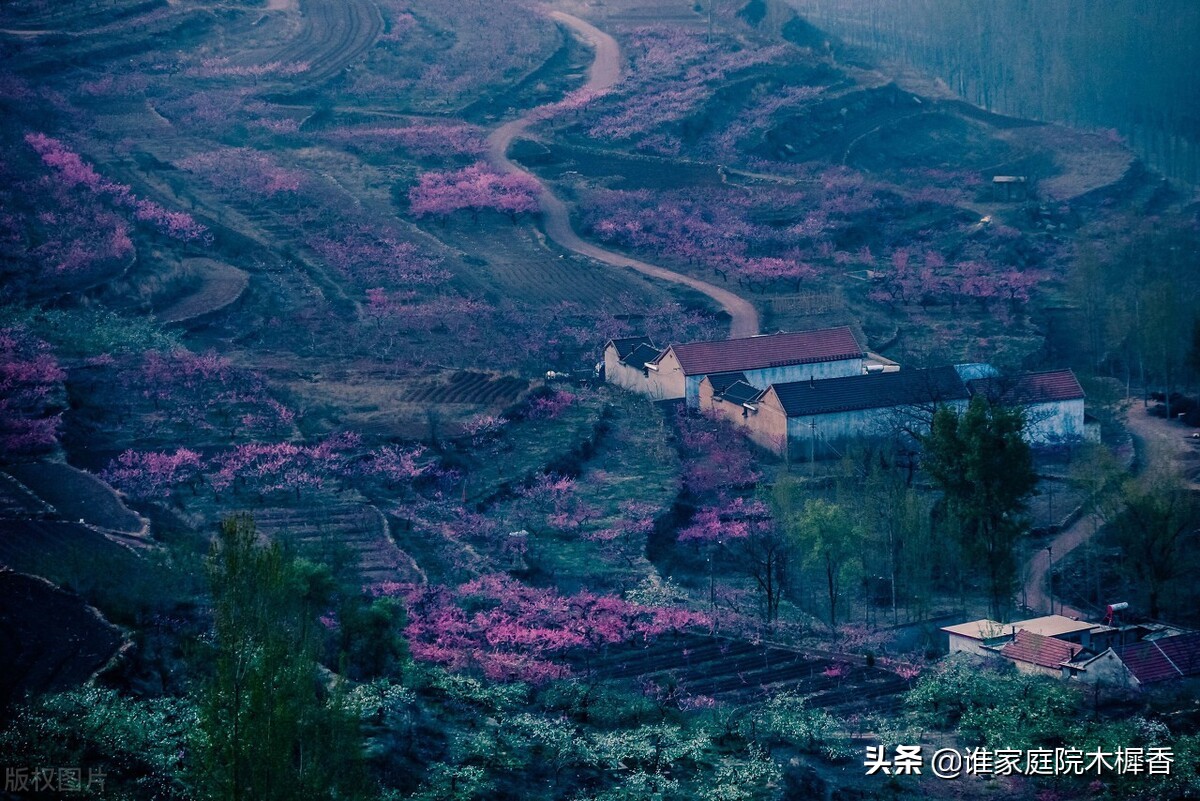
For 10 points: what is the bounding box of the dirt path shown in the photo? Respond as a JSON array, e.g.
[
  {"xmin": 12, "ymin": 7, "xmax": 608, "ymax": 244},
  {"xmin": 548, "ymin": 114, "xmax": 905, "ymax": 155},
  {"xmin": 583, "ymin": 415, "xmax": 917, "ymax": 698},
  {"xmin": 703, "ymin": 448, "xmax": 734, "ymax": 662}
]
[
  {"xmin": 1023, "ymin": 512, "xmax": 1099, "ymax": 619},
  {"xmin": 1123, "ymin": 401, "xmax": 1200, "ymax": 490},
  {"xmin": 486, "ymin": 10, "xmax": 760, "ymax": 338},
  {"xmin": 1021, "ymin": 402, "xmax": 1200, "ymax": 618}
]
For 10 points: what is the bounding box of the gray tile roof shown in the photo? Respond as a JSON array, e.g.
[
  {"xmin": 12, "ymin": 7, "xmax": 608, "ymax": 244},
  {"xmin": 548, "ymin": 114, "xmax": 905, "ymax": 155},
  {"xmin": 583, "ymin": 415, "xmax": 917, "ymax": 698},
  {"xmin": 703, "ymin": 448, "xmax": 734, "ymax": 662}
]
[{"xmin": 771, "ymin": 366, "xmax": 969, "ymax": 417}]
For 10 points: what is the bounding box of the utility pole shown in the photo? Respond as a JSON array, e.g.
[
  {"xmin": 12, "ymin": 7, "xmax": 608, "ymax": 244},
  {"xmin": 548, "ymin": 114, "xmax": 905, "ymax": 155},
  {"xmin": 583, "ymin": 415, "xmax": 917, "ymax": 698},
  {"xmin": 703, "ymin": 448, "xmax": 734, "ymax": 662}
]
[
  {"xmin": 810, "ymin": 420, "xmax": 816, "ymax": 477},
  {"xmin": 1046, "ymin": 544, "xmax": 1054, "ymax": 616}
]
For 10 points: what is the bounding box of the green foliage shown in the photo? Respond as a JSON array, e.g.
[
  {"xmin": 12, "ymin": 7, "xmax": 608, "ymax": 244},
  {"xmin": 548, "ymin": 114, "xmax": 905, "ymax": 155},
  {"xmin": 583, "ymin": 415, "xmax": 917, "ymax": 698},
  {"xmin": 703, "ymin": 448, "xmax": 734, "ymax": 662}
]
[
  {"xmin": 922, "ymin": 395, "xmax": 1036, "ymax": 618},
  {"xmin": 406, "ymin": 763, "xmax": 490, "ymax": 801},
  {"xmin": 537, "ymin": 679, "xmax": 661, "ymax": 728},
  {"xmin": 1068, "ymin": 441, "xmax": 1126, "ymax": 522},
  {"xmin": 419, "ymin": 667, "xmax": 530, "ymax": 713},
  {"xmin": 339, "ymin": 595, "xmax": 409, "ymax": 680},
  {"xmin": 1188, "ymin": 316, "xmax": 1200, "ymax": 380},
  {"xmin": 741, "ymin": 691, "xmax": 846, "ymax": 759},
  {"xmin": 369, "ymin": 668, "xmax": 791, "ymax": 801},
  {"xmin": 192, "ymin": 514, "xmax": 370, "ymax": 800},
  {"xmin": 699, "ymin": 748, "xmax": 780, "ymax": 801},
  {"xmin": 0, "ymin": 687, "xmax": 195, "ymax": 799},
  {"xmin": 906, "ymin": 664, "xmax": 1200, "ymax": 799},
  {"xmin": 0, "ymin": 305, "xmax": 180, "ymax": 357},
  {"xmin": 775, "ymin": 487, "xmax": 862, "ymax": 628},
  {"xmin": 1109, "ymin": 472, "xmax": 1200, "ymax": 619},
  {"xmin": 905, "ymin": 659, "xmax": 1076, "ymax": 748}
]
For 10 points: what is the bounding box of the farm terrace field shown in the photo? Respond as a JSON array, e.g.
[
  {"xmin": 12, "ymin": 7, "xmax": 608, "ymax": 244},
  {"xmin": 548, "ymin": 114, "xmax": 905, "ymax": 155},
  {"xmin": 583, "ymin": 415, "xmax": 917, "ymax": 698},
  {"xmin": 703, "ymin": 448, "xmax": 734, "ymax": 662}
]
[{"xmin": 1, "ymin": 0, "xmax": 1199, "ymax": 799}]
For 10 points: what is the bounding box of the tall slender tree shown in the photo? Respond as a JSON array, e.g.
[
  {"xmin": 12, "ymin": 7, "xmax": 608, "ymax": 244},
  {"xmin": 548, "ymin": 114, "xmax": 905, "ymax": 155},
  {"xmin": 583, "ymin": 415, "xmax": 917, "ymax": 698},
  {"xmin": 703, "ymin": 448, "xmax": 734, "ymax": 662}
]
[
  {"xmin": 922, "ymin": 396, "xmax": 1036, "ymax": 619},
  {"xmin": 194, "ymin": 515, "xmax": 368, "ymax": 800}
]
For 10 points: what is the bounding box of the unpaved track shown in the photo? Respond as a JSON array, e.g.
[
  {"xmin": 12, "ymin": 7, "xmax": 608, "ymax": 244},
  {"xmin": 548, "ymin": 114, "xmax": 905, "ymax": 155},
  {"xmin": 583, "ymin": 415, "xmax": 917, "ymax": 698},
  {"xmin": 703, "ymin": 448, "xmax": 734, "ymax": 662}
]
[
  {"xmin": 486, "ymin": 11, "xmax": 760, "ymax": 338},
  {"xmin": 1021, "ymin": 402, "xmax": 1200, "ymax": 618},
  {"xmin": 268, "ymin": 0, "xmax": 382, "ymax": 82},
  {"xmin": 1024, "ymin": 512, "xmax": 1097, "ymax": 619}
]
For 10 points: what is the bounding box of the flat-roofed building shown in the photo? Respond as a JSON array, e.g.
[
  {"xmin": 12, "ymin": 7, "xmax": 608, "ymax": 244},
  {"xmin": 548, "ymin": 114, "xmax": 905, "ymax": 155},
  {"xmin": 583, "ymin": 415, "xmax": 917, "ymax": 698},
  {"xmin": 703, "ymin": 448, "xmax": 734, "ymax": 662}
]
[{"xmin": 943, "ymin": 618, "xmax": 1011, "ymax": 656}]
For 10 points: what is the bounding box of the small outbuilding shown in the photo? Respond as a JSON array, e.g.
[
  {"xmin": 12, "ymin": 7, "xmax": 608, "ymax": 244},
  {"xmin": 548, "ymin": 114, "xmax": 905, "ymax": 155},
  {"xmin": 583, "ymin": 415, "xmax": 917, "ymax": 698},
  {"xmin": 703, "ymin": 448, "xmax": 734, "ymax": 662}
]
[{"xmin": 992, "ymin": 175, "xmax": 1029, "ymax": 201}]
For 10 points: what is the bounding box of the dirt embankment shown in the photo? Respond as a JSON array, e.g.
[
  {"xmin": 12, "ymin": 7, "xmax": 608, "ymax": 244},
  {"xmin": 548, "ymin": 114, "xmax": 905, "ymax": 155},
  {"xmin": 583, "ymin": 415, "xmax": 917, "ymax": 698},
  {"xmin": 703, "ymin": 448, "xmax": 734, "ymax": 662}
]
[{"xmin": 0, "ymin": 570, "xmax": 124, "ymax": 710}]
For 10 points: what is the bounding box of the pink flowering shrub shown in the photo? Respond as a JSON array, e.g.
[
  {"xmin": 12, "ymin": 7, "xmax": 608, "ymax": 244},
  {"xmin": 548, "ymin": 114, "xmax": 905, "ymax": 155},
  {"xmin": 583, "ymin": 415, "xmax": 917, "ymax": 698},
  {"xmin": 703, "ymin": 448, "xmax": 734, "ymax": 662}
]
[
  {"xmin": 526, "ymin": 389, "xmax": 576, "ymax": 420},
  {"xmin": 675, "ymin": 410, "xmax": 761, "ymax": 495},
  {"xmin": 324, "ymin": 123, "xmax": 486, "ymax": 159},
  {"xmin": 409, "ymin": 163, "xmax": 540, "ymax": 220},
  {"xmin": 404, "ymin": 573, "xmax": 708, "ymax": 683},
  {"xmin": 677, "ymin": 495, "xmax": 770, "ymax": 543},
  {"xmin": 179, "ymin": 148, "xmax": 307, "ymax": 200},
  {"xmin": 0, "ymin": 327, "xmax": 66, "ymax": 459},
  {"xmin": 25, "ymin": 132, "xmax": 208, "ymax": 243},
  {"xmin": 308, "ymin": 227, "xmax": 449, "ymax": 289}
]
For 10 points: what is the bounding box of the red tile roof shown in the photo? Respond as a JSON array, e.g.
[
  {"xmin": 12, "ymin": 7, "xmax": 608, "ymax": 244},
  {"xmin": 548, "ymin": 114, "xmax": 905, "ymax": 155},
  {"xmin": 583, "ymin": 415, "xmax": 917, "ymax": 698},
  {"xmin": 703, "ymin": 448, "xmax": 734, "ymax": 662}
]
[
  {"xmin": 968, "ymin": 369, "xmax": 1085, "ymax": 405},
  {"xmin": 1114, "ymin": 633, "xmax": 1200, "ymax": 684},
  {"xmin": 1000, "ymin": 629, "xmax": 1082, "ymax": 669},
  {"xmin": 661, "ymin": 328, "xmax": 863, "ymax": 376}
]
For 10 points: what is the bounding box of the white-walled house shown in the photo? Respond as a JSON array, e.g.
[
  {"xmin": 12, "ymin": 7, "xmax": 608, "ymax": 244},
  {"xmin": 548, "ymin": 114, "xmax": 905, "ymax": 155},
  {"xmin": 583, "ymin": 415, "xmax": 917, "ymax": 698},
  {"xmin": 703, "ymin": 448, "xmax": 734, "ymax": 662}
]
[
  {"xmin": 645, "ymin": 328, "xmax": 865, "ymax": 408},
  {"xmin": 1067, "ymin": 632, "xmax": 1200, "ymax": 689},
  {"xmin": 943, "ymin": 619, "xmax": 1010, "ymax": 656},
  {"xmin": 967, "ymin": 369, "xmax": 1086, "ymax": 444}
]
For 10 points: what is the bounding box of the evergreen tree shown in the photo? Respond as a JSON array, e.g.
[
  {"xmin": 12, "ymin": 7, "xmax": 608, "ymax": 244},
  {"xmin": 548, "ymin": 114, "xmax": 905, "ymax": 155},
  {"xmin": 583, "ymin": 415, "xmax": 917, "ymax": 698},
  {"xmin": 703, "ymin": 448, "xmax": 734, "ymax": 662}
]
[
  {"xmin": 193, "ymin": 515, "xmax": 369, "ymax": 800},
  {"xmin": 922, "ymin": 396, "xmax": 1036, "ymax": 619}
]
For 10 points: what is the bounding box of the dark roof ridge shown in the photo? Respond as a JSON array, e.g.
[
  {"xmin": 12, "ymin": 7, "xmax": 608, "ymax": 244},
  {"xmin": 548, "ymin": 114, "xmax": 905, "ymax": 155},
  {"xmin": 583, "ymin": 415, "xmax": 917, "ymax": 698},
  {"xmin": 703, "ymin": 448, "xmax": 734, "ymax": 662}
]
[{"xmin": 769, "ymin": 365, "xmax": 969, "ymax": 417}]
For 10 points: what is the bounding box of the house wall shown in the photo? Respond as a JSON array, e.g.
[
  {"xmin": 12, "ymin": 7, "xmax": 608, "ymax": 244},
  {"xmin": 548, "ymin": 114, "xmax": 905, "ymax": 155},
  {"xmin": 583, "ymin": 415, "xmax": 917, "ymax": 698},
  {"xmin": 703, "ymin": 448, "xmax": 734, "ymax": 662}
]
[
  {"xmin": 701, "ymin": 388, "xmax": 754, "ymax": 430},
  {"xmin": 785, "ymin": 400, "xmax": 968, "ymax": 460},
  {"xmin": 740, "ymin": 359, "xmax": 865, "ymax": 393},
  {"xmin": 739, "ymin": 391, "xmax": 790, "ymax": 453},
  {"xmin": 947, "ymin": 633, "xmax": 992, "ymax": 656},
  {"xmin": 682, "ymin": 357, "xmax": 865, "ymax": 408},
  {"xmin": 1007, "ymin": 658, "xmax": 1064, "ymax": 678},
  {"xmin": 649, "ymin": 349, "xmax": 687, "ymax": 402},
  {"xmin": 1022, "ymin": 398, "xmax": 1085, "ymax": 444},
  {"xmin": 605, "ymin": 345, "xmax": 681, "ymax": 401},
  {"xmin": 1072, "ymin": 650, "xmax": 1139, "ymax": 690}
]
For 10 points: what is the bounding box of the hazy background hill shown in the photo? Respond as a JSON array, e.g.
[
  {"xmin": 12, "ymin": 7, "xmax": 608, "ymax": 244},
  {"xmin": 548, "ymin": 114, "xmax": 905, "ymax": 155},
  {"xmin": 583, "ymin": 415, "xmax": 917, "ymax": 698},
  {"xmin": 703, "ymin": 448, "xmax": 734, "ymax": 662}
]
[{"xmin": 787, "ymin": 0, "xmax": 1200, "ymax": 184}]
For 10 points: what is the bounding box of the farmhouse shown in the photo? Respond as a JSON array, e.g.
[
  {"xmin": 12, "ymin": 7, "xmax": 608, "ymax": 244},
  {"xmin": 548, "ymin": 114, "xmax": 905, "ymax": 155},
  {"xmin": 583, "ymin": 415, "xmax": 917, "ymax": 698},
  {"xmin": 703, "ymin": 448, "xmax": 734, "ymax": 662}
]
[
  {"xmin": 602, "ymin": 336, "xmax": 672, "ymax": 398},
  {"xmin": 1000, "ymin": 629, "xmax": 1084, "ymax": 677},
  {"xmin": 942, "ymin": 614, "xmax": 1100, "ymax": 656},
  {"xmin": 967, "ymin": 369, "xmax": 1086, "ymax": 444},
  {"xmin": 1066, "ymin": 631, "xmax": 1200, "ymax": 690},
  {"xmin": 642, "ymin": 328, "xmax": 865, "ymax": 408},
  {"xmin": 714, "ymin": 366, "xmax": 970, "ymax": 458},
  {"xmin": 941, "ymin": 613, "xmax": 1200, "ymax": 687}
]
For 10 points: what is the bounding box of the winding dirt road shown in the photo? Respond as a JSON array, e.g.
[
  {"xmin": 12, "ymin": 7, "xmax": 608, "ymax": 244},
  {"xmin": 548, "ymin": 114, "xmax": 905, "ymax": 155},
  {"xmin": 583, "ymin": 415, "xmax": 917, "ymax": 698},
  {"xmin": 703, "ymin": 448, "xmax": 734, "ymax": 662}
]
[
  {"xmin": 486, "ymin": 11, "xmax": 761, "ymax": 338},
  {"xmin": 1023, "ymin": 513, "xmax": 1097, "ymax": 619},
  {"xmin": 1021, "ymin": 402, "xmax": 1199, "ymax": 619}
]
